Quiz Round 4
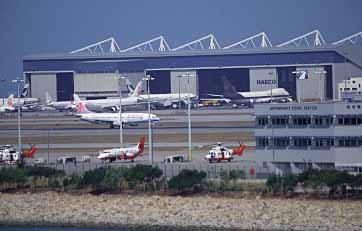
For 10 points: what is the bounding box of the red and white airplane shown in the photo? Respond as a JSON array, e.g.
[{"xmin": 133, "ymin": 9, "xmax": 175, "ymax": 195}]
[
  {"xmin": 205, "ymin": 142, "xmax": 246, "ymax": 163},
  {"xmin": 97, "ymin": 137, "xmax": 145, "ymax": 162}
]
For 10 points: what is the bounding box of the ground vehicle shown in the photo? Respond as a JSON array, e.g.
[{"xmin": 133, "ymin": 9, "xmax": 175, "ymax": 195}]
[
  {"xmin": 34, "ymin": 158, "xmax": 47, "ymax": 165},
  {"xmin": 164, "ymin": 155, "xmax": 185, "ymax": 163},
  {"xmin": 199, "ymin": 94, "xmax": 231, "ymax": 106},
  {"xmin": 205, "ymin": 142, "xmax": 246, "ymax": 163},
  {"xmin": 80, "ymin": 155, "xmax": 91, "ymax": 162},
  {"xmin": 56, "ymin": 156, "xmax": 77, "ymax": 165}
]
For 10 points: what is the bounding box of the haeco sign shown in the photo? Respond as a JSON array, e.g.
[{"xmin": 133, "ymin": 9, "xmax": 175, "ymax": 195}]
[{"xmin": 256, "ymin": 79, "xmax": 277, "ymax": 85}]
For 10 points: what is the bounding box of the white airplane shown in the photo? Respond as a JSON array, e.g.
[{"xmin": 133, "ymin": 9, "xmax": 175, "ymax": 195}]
[
  {"xmin": 97, "ymin": 136, "xmax": 145, "ymax": 162},
  {"xmin": 222, "ymin": 76, "xmax": 292, "ymax": 106},
  {"xmin": 74, "ymin": 95, "xmax": 160, "ymax": 128},
  {"xmin": 73, "ymin": 81, "xmax": 143, "ymax": 112},
  {"xmin": 0, "ymin": 84, "xmax": 40, "ymax": 108},
  {"xmin": 0, "ymin": 94, "xmax": 15, "ymax": 113},
  {"xmin": 127, "ymin": 79, "xmax": 197, "ymax": 108},
  {"xmin": 45, "ymin": 92, "xmax": 75, "ymax": 111}
]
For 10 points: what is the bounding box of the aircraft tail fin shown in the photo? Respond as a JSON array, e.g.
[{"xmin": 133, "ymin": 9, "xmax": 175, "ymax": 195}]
[
  {"xmin": 22, "ymin": 145, "xmax": 37, "ymax": 158},
  {"xmin": 125, "ymin": 78, "xmax": 135, "ymax": 96},
  {"xmin": 232, "ymin": 144, "xmax": 246, "ymax": 156},
  {"xmin": 20, "ymin": 83, "xmax": 29, "ymax": 98},
  {"xmin": 73, "ymin": 94, "xmax": 93, "ymax": 114},
  {"xmin": 131, "ymin": 81, "xmax": 143, "ymax": 97},
  {"xmin": 221, "ymin": 76, "xmax": 241, "ymax": 99},
  {"xmin": 45, "ymin": 92, "xmax": 53, "ymax": 104},
  {"xmin": 6, "ymin": 94, "xmax": 14, "ymax": 109},
  {"xmin": 137, "ymin": 136, "xmax": 146, "ymax": 155}
]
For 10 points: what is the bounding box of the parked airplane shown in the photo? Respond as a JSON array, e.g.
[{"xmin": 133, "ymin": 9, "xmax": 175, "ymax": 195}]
[
  {"xmin": 0, "ymin": 95, "xmax": 15, "ymax": 113},
  {"xmin": 45, "ymin": 92, "xmax": 75, "ymax": 111},
  {"xmin": 97, "ymin": 136, "xmax": 145, "ymax": 162},
  {"xmin": 222, "ymin": 76, "xmax": 292, "ymax": 106},
  {"xmin": 0, "ymin": 84, "xmax": 40, "ymax": 108},
  {"xmin": 74, "ymin": 95, "xmax": 160, "ymax": 128},
  {"xmin": 205, "ymin": 142, "xmax": 246, "ymax": 163},
  {"xmin": 73, "ymin": 81, "xmax": 143, "ymax": 112},
  {"xmin": 127, "ymin": 79, "xmax": 197, "ymax": 109}
]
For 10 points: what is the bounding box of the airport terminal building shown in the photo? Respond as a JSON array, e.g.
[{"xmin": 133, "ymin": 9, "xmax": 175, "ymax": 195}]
[
  {"xmin": 255, "ymin": 101, "xmax": 362, "ymax": 174},
  {"xmin": 22, "ymin": 31, "xmax": 362, "ymax": 103}
]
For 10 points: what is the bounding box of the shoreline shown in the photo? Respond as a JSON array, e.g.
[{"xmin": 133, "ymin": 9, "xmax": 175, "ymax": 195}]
[{"xmin": 1, "ymin": 192, "xmax": 362, "ymax": 231}]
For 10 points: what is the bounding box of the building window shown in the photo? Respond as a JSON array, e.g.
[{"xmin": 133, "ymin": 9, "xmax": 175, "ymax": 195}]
[
  {"xmin": 257, "ymin": 117, "xmax": 268, "ymax": 126},
  {"xmin": 347, "ymin": 105, "xmax": 350, "ymax": 109}
]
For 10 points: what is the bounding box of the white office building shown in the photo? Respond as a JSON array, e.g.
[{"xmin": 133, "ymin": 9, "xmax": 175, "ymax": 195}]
[{"xmin": 255, "ymin": 102, "xmax": 362, "ymax": 174}]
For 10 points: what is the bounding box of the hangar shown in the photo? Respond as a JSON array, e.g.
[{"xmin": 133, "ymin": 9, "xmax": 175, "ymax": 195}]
[{"xmin": 22, "ymin": 30, "xmax": 362, "ymax": 103}]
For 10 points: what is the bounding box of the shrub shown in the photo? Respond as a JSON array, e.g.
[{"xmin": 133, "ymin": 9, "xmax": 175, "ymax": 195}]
[
  {"xmin": 26, "ymin": 166, "xmax": 65, "ymax": 178},
  {"xmin": 168, "ymin": 169, "xmax": 206, "ymax": 194}
]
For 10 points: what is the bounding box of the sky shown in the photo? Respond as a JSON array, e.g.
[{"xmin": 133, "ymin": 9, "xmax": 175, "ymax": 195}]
[{"xmin": 0, "ymin": 0, "xmax": 362, "ymax": 97}]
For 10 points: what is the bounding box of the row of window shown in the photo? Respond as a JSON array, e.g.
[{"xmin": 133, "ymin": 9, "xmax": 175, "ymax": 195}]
[
  {"xmin": 257, "ymin": 116, "xmax": 362, "ymax": 126},
  {"xmin": 256, "ymin": 137, "xmax": 362, "ymax": 148}
]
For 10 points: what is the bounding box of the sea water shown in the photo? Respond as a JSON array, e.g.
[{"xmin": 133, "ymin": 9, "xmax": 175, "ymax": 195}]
[{"xmin": 0, "ymin": 228, "xmax": 157, "ymax": 231}]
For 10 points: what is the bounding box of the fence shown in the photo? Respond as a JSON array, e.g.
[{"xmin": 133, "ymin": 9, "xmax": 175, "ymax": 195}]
[{"xmin": 42, "ymin": 161, "xmax": 271, "ymax": 179}]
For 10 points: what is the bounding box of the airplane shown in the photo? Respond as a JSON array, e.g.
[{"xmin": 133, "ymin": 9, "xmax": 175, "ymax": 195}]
[
  {"xmin": 74, "ymin": 95, "xmax": 160, "ymax": 128},
  {"xmin": 97, "ymin": 136, "xmax": 145, "ymax": 162},
  {"xmin": 45, "ymin": 92, "xmax": 75, "ymax": 111},
  {"xmin": 205, "ymin": 142, "xmax": 246, "ymax": 163},
  {"xmin": 0, "ymin": 84, "xmax": 40, "ymax": 108},
  {"xmin": 73, "ymin": 81, "xmax": 143, "ymax": 112},
  {"xmin": 221, "ymin": 76, "xmax": 292, "ymax": 106},
  {"xmin": 127, "ymin": 79, "xmax": 197, "ymax": 109},
  {"xmin": 0, "ymin": 94, "xmax": 15, "ymax": 113}
]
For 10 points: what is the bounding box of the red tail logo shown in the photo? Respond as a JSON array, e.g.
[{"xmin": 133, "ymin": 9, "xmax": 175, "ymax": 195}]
[
  {"xmin": 137, "ymin": 136, "xmax": 145, "ymax": 154},
  {"xmin": 22, "ymin": 145, "xmax": 37, "ymax": 158},
  {"xmin": 7, "ymin": 98, "xmax": 13, "ymax": 107},
  {"xmin": 232, "ymin": 144, "xmax": 246, "ymax": 156}
]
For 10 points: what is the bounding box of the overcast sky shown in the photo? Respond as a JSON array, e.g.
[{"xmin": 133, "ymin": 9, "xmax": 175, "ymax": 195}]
[{"xmin": 0, "ymin": 0, "xmax": 361, "ymax": 97}]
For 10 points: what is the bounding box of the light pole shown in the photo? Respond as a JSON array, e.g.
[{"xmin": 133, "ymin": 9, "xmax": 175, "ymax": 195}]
[
  {"xmin": 12, "ymin": 78, "xmax": 24, "ymax": 154},
  {"xmin": 178, "ymin": 75, "xmax": 181, "ymax": 110},
  {"xmin": 179, "ymin": 72, "xmax": 195, "ymax": 161},
  {"xmin": 143, "ymin": 75, "xmax": 155, "ymax": 164},
  {"xmin": 315, "ymin": 70, "xmax": 327, "ymax": 102},
  {"xmin": 343, "ymin": 52, "xmax": 348, "ymax": 101},
  {"xmin": 116, "ymin": 75, "xmax": 126, "ymax": 148},
  {"xmin": 47, "ymin": 129, "xmax": 50, "ymax": 164},
  {"xmin": 268, "ymin": 71, "xmax": 275, "ymax": 103}
]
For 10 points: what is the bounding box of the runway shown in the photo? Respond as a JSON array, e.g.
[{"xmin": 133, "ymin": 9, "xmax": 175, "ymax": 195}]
[{"xmin": 0, "ymin": 108, "xmax": 257, "ymax": 166}]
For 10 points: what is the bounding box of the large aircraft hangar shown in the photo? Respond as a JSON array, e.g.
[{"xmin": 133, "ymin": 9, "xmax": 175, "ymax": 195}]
[{"xmin": 22, "ymin": 31, "xmax": 362, "ymax": 103}]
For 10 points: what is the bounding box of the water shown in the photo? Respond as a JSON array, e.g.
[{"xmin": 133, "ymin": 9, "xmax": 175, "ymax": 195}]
[{"xmin": 0, "ymin": 228, "xmax": 155, "ymax": 231}]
